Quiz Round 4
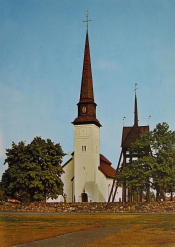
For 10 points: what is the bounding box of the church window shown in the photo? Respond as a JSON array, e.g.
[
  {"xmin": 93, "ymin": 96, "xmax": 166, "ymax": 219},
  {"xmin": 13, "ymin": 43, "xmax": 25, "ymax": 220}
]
[{"xmin": 82, "ymin": 146, "xmax": 86, "ymax": 152}]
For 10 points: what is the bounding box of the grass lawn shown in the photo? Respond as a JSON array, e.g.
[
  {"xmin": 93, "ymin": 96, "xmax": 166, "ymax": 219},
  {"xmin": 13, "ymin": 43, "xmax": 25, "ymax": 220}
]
[{"xmin": 0, "ymin": 213, "xmax": 175, "ymax": 247}]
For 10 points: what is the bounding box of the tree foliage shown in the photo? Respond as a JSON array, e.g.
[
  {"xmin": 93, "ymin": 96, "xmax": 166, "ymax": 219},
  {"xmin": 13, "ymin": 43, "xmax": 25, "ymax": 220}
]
[
  {"xmin": 1, "ymin": 137, "xmax": 65, "ymax": 202},
  {"xmin": 117, "ymin": 122, "xmax": 175, "ymax": 201}
]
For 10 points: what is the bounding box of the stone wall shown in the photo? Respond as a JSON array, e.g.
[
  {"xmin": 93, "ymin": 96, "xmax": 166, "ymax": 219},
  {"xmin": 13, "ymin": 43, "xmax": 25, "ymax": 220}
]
[{"xmin": 0, "ymin": 201, "xmax": 175, "ymax": 213}]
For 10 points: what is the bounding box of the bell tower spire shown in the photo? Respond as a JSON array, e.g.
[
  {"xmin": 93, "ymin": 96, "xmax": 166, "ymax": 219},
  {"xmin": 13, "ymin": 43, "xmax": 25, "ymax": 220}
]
[
  {"xmin": 73, "ymin": 13, "xmax": 101, "ymax": 127},
  {"xmin": 134, "ymin": 83, "xmax": 139, "ymax": 126},
  {"xmin": 80, "ymin": 30, "xmax": 94, "ymax": 103}
]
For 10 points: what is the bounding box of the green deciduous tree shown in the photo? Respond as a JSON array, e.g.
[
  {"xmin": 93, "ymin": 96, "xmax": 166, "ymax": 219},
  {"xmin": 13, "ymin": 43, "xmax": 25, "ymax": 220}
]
[
  {"xmin": 151, "ymin": 123, "xmax": 175, "ymax": 200},
  {"xmin": 1, "ymin": 137, "xmax": 65, "ymax": 202}
]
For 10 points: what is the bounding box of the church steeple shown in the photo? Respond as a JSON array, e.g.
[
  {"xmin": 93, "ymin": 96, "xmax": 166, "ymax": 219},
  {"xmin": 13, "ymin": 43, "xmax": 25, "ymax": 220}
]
[
  {"xmin": 134, "ymin": 83, "xmax": 138, "ymax": 126},
  {"xmin": 72, "ymin": 30, "xmax": 101, "ymax": 127},
  {"xmin": 134, "ymin": 92, "xmax": 138, "ymax": 126},
  {"xmin": 80, "ymin": 31, "xmax": 94, "ymax": 103}
]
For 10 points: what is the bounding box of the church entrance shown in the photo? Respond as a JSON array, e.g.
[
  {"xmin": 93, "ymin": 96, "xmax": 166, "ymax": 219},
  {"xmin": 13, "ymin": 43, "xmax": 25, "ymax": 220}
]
[{"xmin": 81, "ymin": 190, "xmax": 88, "ymax": 202}]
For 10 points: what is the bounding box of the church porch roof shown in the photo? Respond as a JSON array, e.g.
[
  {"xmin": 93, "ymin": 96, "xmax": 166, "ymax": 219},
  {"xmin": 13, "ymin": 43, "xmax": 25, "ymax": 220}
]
[{"xmin": 99, "ymin": 154, "xmax": 116, "ymax": 178}]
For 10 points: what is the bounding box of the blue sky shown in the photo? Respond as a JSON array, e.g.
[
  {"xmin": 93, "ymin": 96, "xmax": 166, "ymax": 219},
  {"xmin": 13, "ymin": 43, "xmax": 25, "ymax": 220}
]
[{"xmin": 0, "ymin": 0, "xmax": 175, "ymax": 178}]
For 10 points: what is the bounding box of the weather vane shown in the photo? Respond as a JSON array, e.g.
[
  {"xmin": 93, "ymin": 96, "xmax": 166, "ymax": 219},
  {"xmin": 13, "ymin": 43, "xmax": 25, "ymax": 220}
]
[
  {"xmin": 148, "ymin": 115, "xmax": 151, "ymax": 124},
  {"xmin": 123, "ymin": 117, "xmax": 126, "ymax": 126},
  {"xmin": 134, "ymin": 83, "xmax": 138, "ymax": 94},
  {"xmin": 83, "ymin": 11, "xmax": 92, "ymax": 31}
]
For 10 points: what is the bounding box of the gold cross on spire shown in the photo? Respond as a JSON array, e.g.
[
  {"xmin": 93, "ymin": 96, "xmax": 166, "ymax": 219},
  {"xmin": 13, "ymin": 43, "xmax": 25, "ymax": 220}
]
[{"xmin": 83, "ymin": 11, "xmax": 92, "ymax": 31}]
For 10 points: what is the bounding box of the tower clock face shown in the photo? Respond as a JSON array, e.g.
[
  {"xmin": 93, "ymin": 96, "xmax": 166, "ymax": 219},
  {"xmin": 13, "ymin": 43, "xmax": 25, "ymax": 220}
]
[{"xmin": 82, "ymin": 106, "xmax": 87, "ymax": 114}]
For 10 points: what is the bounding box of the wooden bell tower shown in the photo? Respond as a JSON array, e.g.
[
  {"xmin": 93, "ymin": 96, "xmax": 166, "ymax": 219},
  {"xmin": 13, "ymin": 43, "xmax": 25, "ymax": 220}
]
[{"xmin": 108, "ymin": 87, "xmax": 149, "ymax": 202}]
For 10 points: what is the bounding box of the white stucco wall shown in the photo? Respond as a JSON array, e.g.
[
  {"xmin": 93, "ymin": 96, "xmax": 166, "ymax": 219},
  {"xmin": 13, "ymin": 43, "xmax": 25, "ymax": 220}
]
[
  {"xmin": 97, "ymin": 170, "xmax": 123, "ymax": 202},
  {"xmin": 46, "ymin": 157, "xmax": 74, "ymax": 203},
  {"xmin": 61, "ymin": 158, "xmax": 74, "ymax": 202}
]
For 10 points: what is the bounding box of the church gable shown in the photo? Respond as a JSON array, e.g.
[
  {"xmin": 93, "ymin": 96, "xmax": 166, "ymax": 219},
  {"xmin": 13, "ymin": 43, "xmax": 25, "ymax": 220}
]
[
  {"xmin": 62, "ymin": 157, "xmax": 73, "ymax": 168},
  {"xmin": 99, "ymin": 154, "xmax": 116, "ymax": 178}
]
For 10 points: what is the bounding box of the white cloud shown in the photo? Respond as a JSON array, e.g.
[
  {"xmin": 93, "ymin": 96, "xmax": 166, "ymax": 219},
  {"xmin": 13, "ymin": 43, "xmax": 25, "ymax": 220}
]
[{"xmin": 95, "ymin": 59, "xmax": 121, "ymax": 72}]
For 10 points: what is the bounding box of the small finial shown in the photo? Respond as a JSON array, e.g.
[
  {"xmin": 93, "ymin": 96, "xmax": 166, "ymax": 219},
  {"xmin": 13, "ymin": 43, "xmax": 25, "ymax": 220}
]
[
  {"xmin": 83, "ymin": 10, "xmax": 92, "ymax": 31},
  {"xmin": 123, "ymin": 117, "xmax": 126, "ymax": 126},
  {"xmin": 148, "ymin": 115, "xmax": 151, "ymax": 125},
  {"xmin": 134, "ymin": 83, "xmax": 138, "ymax": 94}
]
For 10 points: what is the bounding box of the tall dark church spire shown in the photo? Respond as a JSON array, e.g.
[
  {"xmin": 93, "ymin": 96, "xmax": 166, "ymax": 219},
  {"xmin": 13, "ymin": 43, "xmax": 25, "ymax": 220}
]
[
  {"xmin": 72, "ymin": 16, "xmax": 101, "ymax": 127},
  {"xmin": 79, "ymin": 31, "xmax": 94, "ymax": 103},
  {"xmin": 134, "ymin": 83, "xmax": 138, "ymax": 126},
  {"xmin": 134, "ymin": 93, "xmax": 138, "ymax": 126}
]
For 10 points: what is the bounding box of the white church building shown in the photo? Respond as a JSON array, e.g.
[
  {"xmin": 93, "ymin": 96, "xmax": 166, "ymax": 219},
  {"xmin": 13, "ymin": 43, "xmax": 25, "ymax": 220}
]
[{"xmin": 59, "ymin": 29, "xmax": 122, "ymax": 203}]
